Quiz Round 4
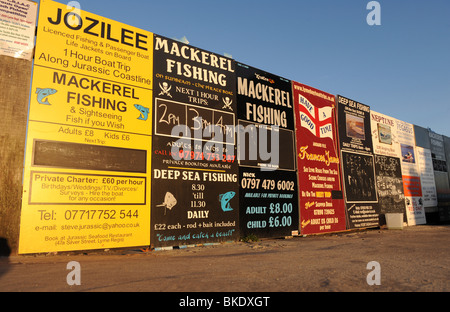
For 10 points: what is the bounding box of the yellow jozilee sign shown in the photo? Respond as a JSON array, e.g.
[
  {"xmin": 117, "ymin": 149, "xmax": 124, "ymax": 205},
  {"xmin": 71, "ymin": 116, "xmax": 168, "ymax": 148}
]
[{"xmin": 19, "ymin": 0, "xmax": 153, "ymax": 254}]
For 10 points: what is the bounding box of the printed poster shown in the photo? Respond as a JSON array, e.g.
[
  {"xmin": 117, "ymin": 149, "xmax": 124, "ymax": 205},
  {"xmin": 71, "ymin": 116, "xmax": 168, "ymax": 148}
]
[
  {"xmin": 370, "ymin": 110, "xmax": 401, "ymax": 158},
  {"xmin": 0, "ymin": 0, "xmax": 37, "ymax": 60},
  {"xmin": 292, "ymin": 82, "xmax": 346, "ymax": 234},
  {"xmin": 416, "ymin": 146, "xmax": 438, "ymax": 208},
  {"xmin": 19, "ymin": 0, "xmax": 153, "ymax": 253},
  {"xmin": 236, "ymin": 63, "xmax": 298, "ymax": 239},
  {"xmin": 337, "ymin": 95, "xmax": 379, "ymax": 229},
  {"xmin": 396, "ymin": 118, "xmax": 426, "ymax": 225},
  {"xmin": 151, "ymin": 35, "xmax": 239, "ymax": 247}
]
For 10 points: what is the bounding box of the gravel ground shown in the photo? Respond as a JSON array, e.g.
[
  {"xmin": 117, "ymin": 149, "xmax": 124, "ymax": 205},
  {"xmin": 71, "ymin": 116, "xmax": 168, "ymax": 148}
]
[{"xmin": 0, "ymin": 225, "xmax": 449, "ymax": 294}]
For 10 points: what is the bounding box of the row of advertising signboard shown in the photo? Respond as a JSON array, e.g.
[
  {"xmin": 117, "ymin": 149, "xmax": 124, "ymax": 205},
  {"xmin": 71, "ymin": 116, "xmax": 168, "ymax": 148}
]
[{"xmin": 16, "ymin": 0, "xmax": 450, "ymax": 253}]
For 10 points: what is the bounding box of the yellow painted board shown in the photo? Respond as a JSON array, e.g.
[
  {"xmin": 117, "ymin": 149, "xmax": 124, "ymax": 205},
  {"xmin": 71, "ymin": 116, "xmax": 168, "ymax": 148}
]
[{"xmin": 19, "ymin": 0, "xmax": 153, "ymax": 254}]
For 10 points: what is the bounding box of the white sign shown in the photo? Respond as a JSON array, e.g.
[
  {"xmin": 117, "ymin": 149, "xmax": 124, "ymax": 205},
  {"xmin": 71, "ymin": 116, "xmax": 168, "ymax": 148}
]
[
  {"xmin": 0, "ymin": 0, "xmax": 37, "ymax": 60},
  {"xmin": 370, "ymin": 110, "xmax": 400, "ymax": 157},
  {"xmin": 416, "ymin": 146, "xmax": 438, "ymax": 207},
  {"xmin": 395, "ymin": 118, "xmax": 426, "ymax": 225}
]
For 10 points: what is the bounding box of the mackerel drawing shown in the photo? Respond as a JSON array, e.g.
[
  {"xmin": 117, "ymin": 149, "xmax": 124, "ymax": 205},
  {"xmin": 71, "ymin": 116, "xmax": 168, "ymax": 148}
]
[
  {"xmin": 36, "ymin": 88, "xmax": 57, "ymax": 105},
  {"xmin": 219, "ymin": 191, "xmax": 235, "ymax": 212}
]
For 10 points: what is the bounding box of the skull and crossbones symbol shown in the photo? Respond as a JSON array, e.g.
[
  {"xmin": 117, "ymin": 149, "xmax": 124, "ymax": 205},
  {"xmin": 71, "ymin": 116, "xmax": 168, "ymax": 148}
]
[
  {"xmin": 159, "ymin": 82, "xmax": 172, "ymax": 98},
  {"xmin": 222, "ymin": 97, "xmax": 233, "ymax": 111}
]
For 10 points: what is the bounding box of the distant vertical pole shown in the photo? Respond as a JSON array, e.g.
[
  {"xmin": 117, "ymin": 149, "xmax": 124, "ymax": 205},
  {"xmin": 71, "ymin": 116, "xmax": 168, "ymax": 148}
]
[{"xmin": 0, "ymin": 55, "xmax": 33, "ymax": 255}]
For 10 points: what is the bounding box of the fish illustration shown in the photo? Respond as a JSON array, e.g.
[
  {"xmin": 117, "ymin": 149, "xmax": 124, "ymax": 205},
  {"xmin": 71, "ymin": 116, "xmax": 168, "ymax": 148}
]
[
  {"xmin": 156, "ymin": 192, "xmax": 177, "ymax": 215},
  {"xmin": 219, "ymin": 191, "xmax": 235, "ymax": 212},
  {"xmin": 36, "ymin": 88, "xmax": 57, "ymax": 105},
  {"xmin": 134, "ymin": 104, "xmax": 149, "ymax": 121}
]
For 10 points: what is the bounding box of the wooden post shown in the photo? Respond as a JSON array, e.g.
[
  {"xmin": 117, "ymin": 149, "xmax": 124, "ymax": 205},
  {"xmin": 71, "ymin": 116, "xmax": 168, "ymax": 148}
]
[{"xmin": 0, "ymin": 55, "xmax": 33, "ymax": 255}]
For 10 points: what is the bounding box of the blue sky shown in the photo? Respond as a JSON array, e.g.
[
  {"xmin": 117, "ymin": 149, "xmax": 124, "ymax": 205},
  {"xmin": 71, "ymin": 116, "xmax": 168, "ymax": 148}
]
[{"xmin": 38, "ymin": 0, "xmax": 450, "ymax": 136}]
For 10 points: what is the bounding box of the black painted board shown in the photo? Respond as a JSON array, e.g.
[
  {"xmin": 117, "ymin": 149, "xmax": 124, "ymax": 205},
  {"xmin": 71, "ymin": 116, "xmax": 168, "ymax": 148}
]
[
  {"xmin": 150, "ymin": 35, "xmax": 239, "ymax": 247},
  {"xmin": 341, "ymin": 150, "xmax": 380, "ymax": 229},
  {"xmin": 374, "ymin": 155, "xmax": 407, "ymax": 224},
  {"xmin": 236, "ymin": 62, "xmax": 298, "ymax": 238}
]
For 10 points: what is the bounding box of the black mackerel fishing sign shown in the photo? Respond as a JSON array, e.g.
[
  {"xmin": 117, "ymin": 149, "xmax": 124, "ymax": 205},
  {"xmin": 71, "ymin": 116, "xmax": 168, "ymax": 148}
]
[
  {"xmin": 151, "ymin": 35, "xmax": 239, "ymax": 247},
  {"xmin": 236, "ymin": 63, "xmax": 298, "ymax": 239}
]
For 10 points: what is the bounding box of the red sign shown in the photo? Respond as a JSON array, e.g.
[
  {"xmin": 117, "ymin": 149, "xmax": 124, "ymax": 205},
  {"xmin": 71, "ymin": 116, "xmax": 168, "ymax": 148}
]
[
  {"xmin": 402, "ymin": 175, "xmax": 423, "ymax": 197},
  {"xmin": 293, "ymin": 82, "xmax": 347, "ymax": 234}
]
